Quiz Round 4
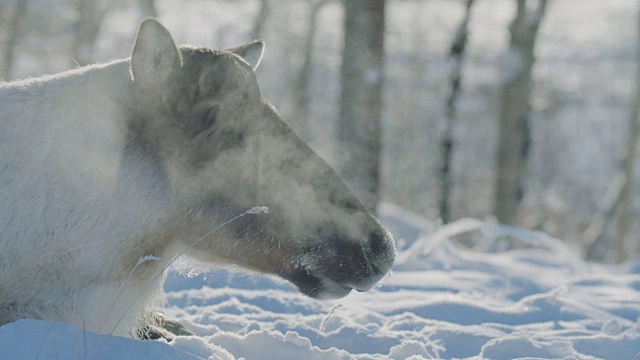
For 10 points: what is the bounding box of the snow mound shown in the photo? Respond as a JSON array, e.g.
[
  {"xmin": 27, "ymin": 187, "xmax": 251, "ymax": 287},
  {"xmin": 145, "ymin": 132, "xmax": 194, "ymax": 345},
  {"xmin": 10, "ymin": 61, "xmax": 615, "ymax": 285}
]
[{"xmin": 0, "ymin": 319, "xmax": 208, "ymax": 359}]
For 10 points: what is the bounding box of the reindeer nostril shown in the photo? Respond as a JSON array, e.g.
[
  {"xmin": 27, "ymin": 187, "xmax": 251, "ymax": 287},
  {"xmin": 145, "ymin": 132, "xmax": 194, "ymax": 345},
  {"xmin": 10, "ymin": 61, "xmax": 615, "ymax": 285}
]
[
  {"xmin": 319, "ymin": 226, "xmax": 394, "ymax": 293},
  {"xmin": 369, "ymin": 230, "xmax": 389, "ymax": 256}
]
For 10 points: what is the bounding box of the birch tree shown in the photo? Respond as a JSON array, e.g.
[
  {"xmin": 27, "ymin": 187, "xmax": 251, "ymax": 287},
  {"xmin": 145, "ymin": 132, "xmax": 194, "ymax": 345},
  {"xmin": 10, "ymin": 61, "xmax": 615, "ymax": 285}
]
[
  {"xmin": 614, "ymin": 7, "xmax": 640, "ymax": 263},
  {"xmin": 71, "ymin": 0, "xmax": 107, "ymax": 66},
  {"xmin": 137, "ymin": 0, "xmax": 157, "ymax": 19},
  {"xmin": 494, "ymin": 0, "xmax": 548, "ymax": 225},
  {"xmin": 337, "ymin": 0, "xmax": 385, "ymax": 211},
  {"xmin": 584, "ymin": 175, "xmax": 625, "ymax": 261},
  {"xmin": 251, "ymin": 0, "xmax": 270, "ymax": 40},
  {"xmin": 1, "ymin": 0, "xmax": 28, "ymax": 80},
  {"xmin": 439, "ymin": 0, "xmax": 475, "ymax": 224},
  {"xmin": 291, "ymin": 0, "xmax": 329, "ymax": 139}
]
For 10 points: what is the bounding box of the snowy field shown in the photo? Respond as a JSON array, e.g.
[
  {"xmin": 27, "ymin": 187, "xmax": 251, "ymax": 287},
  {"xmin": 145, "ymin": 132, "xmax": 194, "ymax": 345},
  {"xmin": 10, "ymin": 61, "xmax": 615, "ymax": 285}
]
[
  {"xmin": 1, "ymin": 203, "xmax": 639, "ymax": 359},
  {"xmin": 2, "ymin": 0, "xmax": 639, "ymax": 359}
]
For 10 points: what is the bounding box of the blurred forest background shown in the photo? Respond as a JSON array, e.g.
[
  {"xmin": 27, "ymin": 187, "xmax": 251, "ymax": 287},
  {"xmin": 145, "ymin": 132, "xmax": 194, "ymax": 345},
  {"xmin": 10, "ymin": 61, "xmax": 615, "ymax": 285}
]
[{"xmin": 1, "ymin": 0, "xmax": 638, "ymax": 263}]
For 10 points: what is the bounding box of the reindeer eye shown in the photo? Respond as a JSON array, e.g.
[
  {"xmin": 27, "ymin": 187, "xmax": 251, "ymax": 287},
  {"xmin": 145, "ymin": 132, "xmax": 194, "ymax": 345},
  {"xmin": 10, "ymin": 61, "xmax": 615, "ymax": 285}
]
[
  {"xmin": 189, "ymin": 106, "xmax": 218, "ymax": 138},
  {"xmin": 202, "ymin": 107, "xmax": 218, "ymax": 131},
  {"xmin": 217, "ymin": 130, "xmax": 245, "ymax": 150}
]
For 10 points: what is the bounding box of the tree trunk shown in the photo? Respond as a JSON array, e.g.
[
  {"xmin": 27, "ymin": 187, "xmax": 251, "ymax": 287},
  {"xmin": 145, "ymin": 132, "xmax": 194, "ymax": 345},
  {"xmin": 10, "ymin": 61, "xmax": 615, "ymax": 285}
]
[
  {"xmin": 291, "ymin": 0, "xmax": 328, "ymax": 139},
  {"xmin": 439, "ymin": 0, "xmax": 475, "ymax": 224},
  {"xmin": 1, "ymin": 0, "xmax": 28, "ymax": 80},
  {"xmin": 615, "ymin": 8, "xmax": 640, "ymax": 263},
  {"xmin": 337, "ymin": 0, "xmax": 385, "ymax": 212},
  {"xmin": 137, "ymin": 0, "xmax": 157, "ymax": 19},
  {"xmin": 71, "ymin": 0, "xmax": 105, "ymax": 66},
  {"xmin": 584, "ymin": 174, "xmax": 625, "ymax": 261},
  {"xmin": 494, "ymin": 0, "xmax": 548, "ymax": 225},
  {"xmin": 251, "ymin": 0, "xmax": 270, "ymax": 40}
]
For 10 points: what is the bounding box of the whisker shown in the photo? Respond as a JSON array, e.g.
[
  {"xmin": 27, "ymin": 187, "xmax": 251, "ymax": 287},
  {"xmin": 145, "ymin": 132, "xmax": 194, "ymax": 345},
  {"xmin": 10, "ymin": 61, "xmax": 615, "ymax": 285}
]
[{"xmin": 106, "ymin": 206, "xmax": 269, "ymax": 338}]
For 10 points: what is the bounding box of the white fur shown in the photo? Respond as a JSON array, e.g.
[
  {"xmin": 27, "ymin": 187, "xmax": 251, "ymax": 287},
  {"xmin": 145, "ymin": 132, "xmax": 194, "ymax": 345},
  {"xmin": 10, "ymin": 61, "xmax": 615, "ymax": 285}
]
[{"xmin": 0, "ymin": 60, "xmax": 174, "ymax": 336}]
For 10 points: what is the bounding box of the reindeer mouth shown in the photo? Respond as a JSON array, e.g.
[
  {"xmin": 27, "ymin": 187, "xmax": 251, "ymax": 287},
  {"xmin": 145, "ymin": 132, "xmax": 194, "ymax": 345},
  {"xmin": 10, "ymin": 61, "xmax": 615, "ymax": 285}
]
[
  {"xmin": 280, "ymin": 232, "xmax": 394, "ymax": 300},
  {"xmin": 284, "ymin": 267, "xmax": 355, "ymax": 300}
]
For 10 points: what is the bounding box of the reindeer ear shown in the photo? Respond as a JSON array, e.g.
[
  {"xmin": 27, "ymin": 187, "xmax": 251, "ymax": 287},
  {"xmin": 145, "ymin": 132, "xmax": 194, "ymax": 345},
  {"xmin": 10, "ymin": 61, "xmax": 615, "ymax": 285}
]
[
  {"xmin": 227, "ymin": 40, "xmax": 264, "ymax": 71},
  {"xmin": 130, "ymin": 19, "xmax": 182, "ymax": 87}
]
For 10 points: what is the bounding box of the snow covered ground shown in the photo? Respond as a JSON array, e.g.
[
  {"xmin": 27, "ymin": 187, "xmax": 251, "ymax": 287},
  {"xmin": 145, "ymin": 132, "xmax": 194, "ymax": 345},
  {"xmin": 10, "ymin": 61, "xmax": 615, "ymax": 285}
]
[
  {"xmin": 2, "ymin": 204, "xmax": 639, "ymax": 359},
  {"xmin": 3, "ymin": 1, "xmax": 640, "ymax": 359}
]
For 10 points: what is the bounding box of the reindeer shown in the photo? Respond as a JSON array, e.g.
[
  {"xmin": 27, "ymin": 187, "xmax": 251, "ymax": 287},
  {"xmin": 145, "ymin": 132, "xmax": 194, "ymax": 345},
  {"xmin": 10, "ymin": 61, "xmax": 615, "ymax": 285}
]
[{"xmin": 0, "ymin": 19, "xmax": 395, "ymax": 337}]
